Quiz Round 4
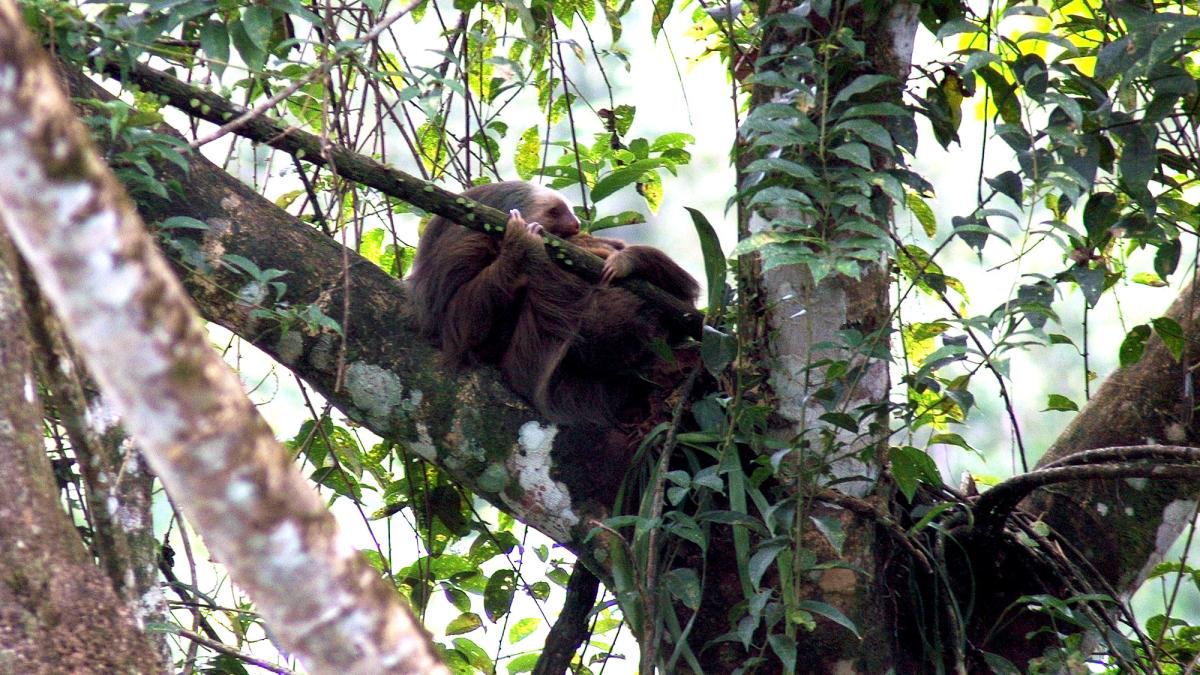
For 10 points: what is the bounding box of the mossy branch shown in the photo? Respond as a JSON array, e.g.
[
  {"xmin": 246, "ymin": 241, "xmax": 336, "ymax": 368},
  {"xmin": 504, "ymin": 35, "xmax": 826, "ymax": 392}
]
[{"xmin": 95, "ymin": 60, "xmax": 704, "ymax": 337}]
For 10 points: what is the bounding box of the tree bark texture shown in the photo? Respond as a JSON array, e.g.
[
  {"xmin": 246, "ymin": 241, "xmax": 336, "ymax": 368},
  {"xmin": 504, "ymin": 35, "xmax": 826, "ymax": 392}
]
[
  {"xmin": 58, "ymin": 64, "xmax": 650, "ymax": 558},
  {"xmin": 0, "ymin": 236, "xmax": 161, "ymax": 674},
  {"xmin": 0, "ymin": 5, "xmax": 446, "ymax": 673},
  {"xmin": 1027, "ymin": 279, "xmax": 1200, "ymax": 590},
  {"xmin": 22, "ymin": 281, "xmax": 168, "ymax": 665}
]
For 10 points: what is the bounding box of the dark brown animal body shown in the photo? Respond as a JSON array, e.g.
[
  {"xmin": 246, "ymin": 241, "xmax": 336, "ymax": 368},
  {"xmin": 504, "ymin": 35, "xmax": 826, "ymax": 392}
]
[{"xmin": 408, "ymin": 181, "xmax": 699, "ymax": 425}]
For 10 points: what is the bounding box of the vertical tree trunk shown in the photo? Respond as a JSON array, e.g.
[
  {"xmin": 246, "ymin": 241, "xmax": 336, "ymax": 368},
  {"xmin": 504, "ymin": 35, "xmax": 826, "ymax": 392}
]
[{"xmin": 0, "ymin": 235, "xmax": 161, "ymax": 673}]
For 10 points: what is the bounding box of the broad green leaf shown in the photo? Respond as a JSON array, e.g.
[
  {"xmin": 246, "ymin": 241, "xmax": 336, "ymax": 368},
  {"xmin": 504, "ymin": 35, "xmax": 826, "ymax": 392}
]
[
  {"xmin": 484, "ymin": 569, "xmax": 517, "ymax": 622},
  {"xmin": 199, "ymin": 21, "xmax": 230, "ymax": 78},
  {"xmin": 1119, "ymin": 324, "xmax": 1152, "ymax": 367},
  {"xmin": 977, "ymin": 66, "xmax": 1021, "ymax": 125},
  {"xmin": 905, "ymin": 192, "xmax": 937, "ymax": 237},
  {"xmin": 1152, "ymin": 316, "xmax": 1185, "ymax": 361},
  {"xmin": 241, "ymin": 6, "xmax": 274, "ymax": 53},
  {"xmin": 514, "ymin": 126, "xmax": 540, "ymax": 181},
  {"xmin": 445, "ymin": 612, "xmax": 482, "ymax": 635},
  {"xmin": 889, "ymin": 446, "xmax": 942, "ymax": 502},
  {"xmin": 508, "ymin": 617, "xmax": 540, "ymax": 643},
  {"xmin": 685, "ymin": 207, "xmax": 725, "ymax": 316},
  {"xmin": 795, "ymin": 600, "xmax": 861, "ymax": 638},
  {"xmin": 590, "ymin": 158, "xmax": 663, "ymax": 203},
  {"xmin": 1043, "ymin": 394, "xmax": 1079, "ymax": 412}
]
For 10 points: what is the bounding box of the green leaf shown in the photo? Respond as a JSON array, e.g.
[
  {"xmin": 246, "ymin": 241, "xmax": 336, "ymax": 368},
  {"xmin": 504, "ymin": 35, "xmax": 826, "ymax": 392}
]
[
  {"xmin": 768, "ymin": 633, "xmax": 798, "ymax": 674},
  {"xmin": 830, "ymin": 142, "xmax": 873, "ymax": 169},
  {"xmin": 985, "ymin": 171, "xmax": 1023, "ymax": 204},
  {"xmin": 664, "ymin": 567, "xmax": 701, "ymax": 610},
  {"xmin": 685, "ymin": 207, "xmax": 726, "ymax": 316},
  {"xmin": 795, "ymin": 600, "xmax": 860, "ymax": 638},
  {"xmin": 508, "ymin": 617, "xmax": 540, "ymax": 643},
  {"xmin": 229, "ymin": 18, "xmax": 266, "ymax": 72},
  {"xmin": 1119, "ymin": 125, "xmax": 1157, "ymax": 191},
  {"xmin": 514, "ymin": 126, "xmax": 540, "ymax": 181},
  {"xmin": 610, "ymin": 104, "xmax": 636, "ymax": 136},
  {"xmin": 430, "ymin": 484, "xmax": 468, "ymax": 535},
  {"xmin": 976, "ymin": 66, "xmax": 1021, "ymax": 125},
  {"xmin": 159, "ymin": 216, "xmax": 209, "ymax": 231},
  {"xmin": 241, "ymin": 6, "xmax": 274, "ymax": 52},
  {"xmin": 829, "ymin": 74, "xmax": 894, "ymax": 110},
  {"xmin": 506, "ymin": 652, "xmax": 540, "ymax": 674},
  {"xmin": 1119, "ymin": 324, "xmax": 1152, "ymax": 367},
  {"xmin": 199, "ymin": 21, "xmax": 230, "ymax": 78},
  {"xmin": 749, "ymin": 543, "xmax": 785, "ymax": 589},
  {"xmin": 1070, "ymin": 265, "xmax": 1105, "ymax": 308},
  {"xmin": 1155, "ymin": 239, "xmax": 1181, "ymax": 279},
  {"xmin": 835, "ymin": 118, "xmax": 894, "ymax": 150},
  {"xmin": 484, "ymin": 569, "xmax": 517, "ymax": 622},
  {"xmin": 1152, "ymin": 316, "xmax": 1185, "ymax": 361},
  {"xmin": 905, "ymin": 192, "xmax": 937, "ymax": 237},
  {"xmin": 452, "ymin": 638, "xmax": 494, "ymax": 674},
  {"xmin": 445, "ymin": 612, "xmax": 482, "ymax": 635},
  {"xmin": 1131, "ymin": 272, "xmax": 1167, "ymax": 287},
  {"xmin": 889, "ymin": 446, "xmax": 943, "ymax": 502},
  {"xmin": 981, "ymin": 652, "xmax": 1021, "ymax": 674},
  {"xmin": 1043, "ymin": 394, "xmax": 1079, "ymax": 412},
  {"xmin": 701, "ymin": 326, "xmax": 737, "ymax": 375},
  {"xmin": 590, "ymin": 158, "xmax": 663, "ymax": 203}
]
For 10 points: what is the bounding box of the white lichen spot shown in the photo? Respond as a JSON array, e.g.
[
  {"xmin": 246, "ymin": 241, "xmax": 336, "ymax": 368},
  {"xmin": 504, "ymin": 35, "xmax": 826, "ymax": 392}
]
[
  {"xmin": 276, "ymin": 330, "xmax": 303, "ymax": 364},
  {"xmin": 220, "ymin": 195, "xmax": 243, "ymax": 211},
  {"xmin": 226, "ymin": 479, "xmax": 256, "ymax": 505},
  {"xmin": 1126, "ymin": 477, "xmax": 1149, "ymax": 491},
  {"xmin": 1136, "ymin": 499, "xmax": 1200, "ymax": 587},
  {"xmin": 0, "ymin": 64, "xmax": 17, "ymax": 95},
  {"xmin": 410, "ymin": 423, "xmax": 437, "ymax": 462},
  {"xmin": 344, "ymin": 362, "xmax": 404, "ymax": 431},
  {"xmin": 1157, "ymin": 500, "xmax": 1197, "ymax": 555},
  {"xmin": 117, "ymin": 503, "xmax": 144, "ymax": 531},
  {"xmin": 402, "ymin": 389, "xmax": 423, "ymax": 412},
  {"xmin": 1166, "ymin": 422, "xmax": 1188, "ymax": 442},
  {"xmin": 502, "ymin": 421, "xmax": 578, "ymax": 542},
  {"xmin": 237, "ymin": 280, "xmax": 268, "ymax": 307},
  {"xmin": 189, "ymin": 434, "xmax": 232, "ymax": 472},
  {"xmin": 264, "ymin": 521, "xmax": 306, "ymax": 574},
  {"xmin": 50, "ymin": 137, "xmax": 71, "ymax": 162},
  {"xmin": 137, "ymin": 585, "xmax": 167, "ymax": 627},
  {"xmin": 23, "ymin": 374, "xmax": 34, "ymax": 403},
  {"xmin": 1096, "ymin": 502, "xmax": 1109, "ymax": 517}
]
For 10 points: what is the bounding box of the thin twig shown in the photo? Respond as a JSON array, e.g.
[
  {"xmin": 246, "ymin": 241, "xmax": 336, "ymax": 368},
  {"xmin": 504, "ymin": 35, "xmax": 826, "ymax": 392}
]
[
  {"xmin": 190, "ymin": 0, "xmax": 423, "ymax": 149},
  {"xmin": 175, "ymin": 628, "xmax": 297, "ymax": 675}
]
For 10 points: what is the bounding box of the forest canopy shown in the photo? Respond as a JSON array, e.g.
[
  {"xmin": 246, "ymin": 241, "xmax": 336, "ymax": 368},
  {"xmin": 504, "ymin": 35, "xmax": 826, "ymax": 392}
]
[{"xmin": 4, "ymin": 0, "xmax": 1200, "ymax": 673}]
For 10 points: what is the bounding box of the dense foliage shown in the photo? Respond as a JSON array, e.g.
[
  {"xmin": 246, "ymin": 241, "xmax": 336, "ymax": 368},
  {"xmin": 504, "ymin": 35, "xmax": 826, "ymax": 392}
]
[{"xmin": 21, "ymin": 0, "xmax": 1200, "ymax": 672}]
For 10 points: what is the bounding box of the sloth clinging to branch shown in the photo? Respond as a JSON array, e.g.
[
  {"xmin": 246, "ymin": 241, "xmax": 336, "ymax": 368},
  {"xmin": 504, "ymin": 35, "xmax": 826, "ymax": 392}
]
[{"xmin": 408, "ymin": 180, "xmax": 699, "ymax": 426}]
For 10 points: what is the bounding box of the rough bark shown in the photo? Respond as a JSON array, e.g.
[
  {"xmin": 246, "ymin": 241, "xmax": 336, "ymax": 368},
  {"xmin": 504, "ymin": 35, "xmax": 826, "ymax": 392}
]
[
  {"xmin": 59, "ymin": 64, "xmax": 653, "ymax": 562},
  {"xmin": 743, "ymin": 3, "xmax": 919, "ymax": 670},
  {"xmin": 0, "ymin": 236, "xmax": 161, "ymax": 674},
  {"xmin": 98, "ymin": 59, "xmax": 702, "ymax": 338},
  {"xmin": 1027, "ymin": 279, "xmax": 1200, "ymax": 590},
  {"xmin": 0, "ymin": 5, "xmax": 446, "ymax": 673},
  {"xmin": 21, "ymin": 280, "xmax": 167, "ymax": 665}
]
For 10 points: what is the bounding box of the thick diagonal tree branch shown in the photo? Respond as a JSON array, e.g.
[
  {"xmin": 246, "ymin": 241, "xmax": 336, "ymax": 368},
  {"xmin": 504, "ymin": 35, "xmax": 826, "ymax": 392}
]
[
  {"xmin": 96, "ymin": 59, "xmax": 702, "ymax": 337},
  {"xmin": 0, "ymin": 7, "xmax": 447, "ymax": 672},
  {"xmin": 59, "ymin": 63, "xmax": 639, "ymax": 564},
  {"xmin": 1024, "ymin": 281, "xmax": 1200, "ymax": 590}
]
